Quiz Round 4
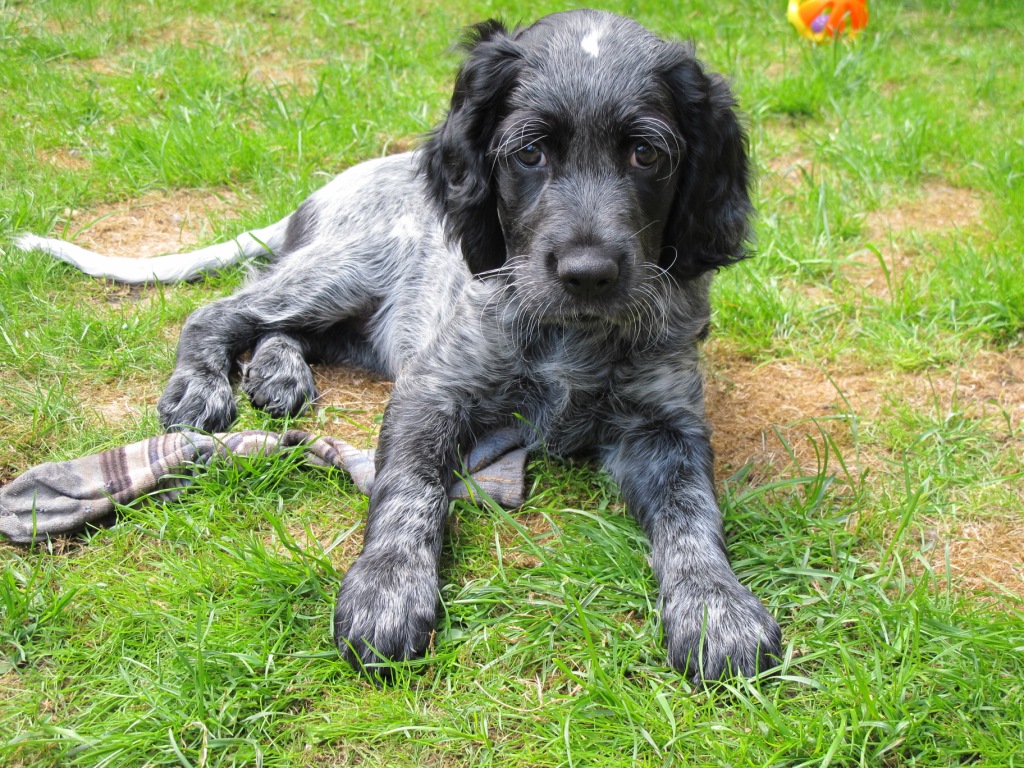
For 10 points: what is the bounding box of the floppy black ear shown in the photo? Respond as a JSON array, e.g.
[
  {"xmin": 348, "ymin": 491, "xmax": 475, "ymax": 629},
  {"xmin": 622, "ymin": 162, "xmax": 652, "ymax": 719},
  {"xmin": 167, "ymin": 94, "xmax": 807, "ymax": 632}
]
[
  {"xmin": 660, "ymin": 44, "xmax": 753, "ymax": 280},
  {"xmin": 418, "ymin": 20, "xmax": 523, "ymax": 275}
]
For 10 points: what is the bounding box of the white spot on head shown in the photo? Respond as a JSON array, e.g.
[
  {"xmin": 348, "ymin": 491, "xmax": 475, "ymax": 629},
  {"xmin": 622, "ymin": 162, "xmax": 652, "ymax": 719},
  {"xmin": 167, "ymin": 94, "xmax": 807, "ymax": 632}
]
[{"xmin": 581, "ymin": 28, "xmax": 602, "ymax": 58}]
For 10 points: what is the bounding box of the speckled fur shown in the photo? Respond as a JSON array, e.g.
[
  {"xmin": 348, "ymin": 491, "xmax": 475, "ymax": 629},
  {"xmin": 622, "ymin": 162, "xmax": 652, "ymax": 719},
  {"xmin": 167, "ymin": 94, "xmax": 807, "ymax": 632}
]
[{"xmin": 136, "ymin": 11, "xmax": 780, "ymax": 682}]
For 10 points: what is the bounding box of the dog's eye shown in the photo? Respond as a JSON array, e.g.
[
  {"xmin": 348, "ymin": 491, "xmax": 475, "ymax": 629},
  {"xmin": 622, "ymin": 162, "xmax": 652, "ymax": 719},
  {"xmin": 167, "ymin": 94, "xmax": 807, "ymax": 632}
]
[
  {"xmin": 630, "ymin": 143, "xmax": 659, "ymax": 169},
  {"xmin": 516, "ymin": 144, "xmax": 547, "ymax": 168}
]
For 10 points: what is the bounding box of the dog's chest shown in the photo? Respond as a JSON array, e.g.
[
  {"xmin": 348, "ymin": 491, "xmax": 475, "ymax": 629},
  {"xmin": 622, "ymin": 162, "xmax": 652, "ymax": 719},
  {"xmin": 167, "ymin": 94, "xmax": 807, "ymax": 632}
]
[
  {"xmin": 519, "ymin": 338, "xmax": 627, "ymax": 452},
  {"xmin": 512, "ymin": 331, "xmax": 703, "ymax": 454}
]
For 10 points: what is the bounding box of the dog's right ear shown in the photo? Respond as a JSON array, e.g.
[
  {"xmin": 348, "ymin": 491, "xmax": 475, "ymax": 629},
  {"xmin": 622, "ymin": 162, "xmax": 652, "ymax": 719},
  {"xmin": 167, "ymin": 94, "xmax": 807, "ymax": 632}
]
[{"xmin": 419, "ymin": 20, "xmax": 523, "ymax": 275}]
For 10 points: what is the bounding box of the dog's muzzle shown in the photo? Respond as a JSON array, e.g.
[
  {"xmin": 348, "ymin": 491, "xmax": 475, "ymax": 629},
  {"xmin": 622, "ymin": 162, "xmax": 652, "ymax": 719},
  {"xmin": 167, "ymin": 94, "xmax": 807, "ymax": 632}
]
[{"xmin": 554, "ymin": 244, "xmax": 623, "ymax": 301}]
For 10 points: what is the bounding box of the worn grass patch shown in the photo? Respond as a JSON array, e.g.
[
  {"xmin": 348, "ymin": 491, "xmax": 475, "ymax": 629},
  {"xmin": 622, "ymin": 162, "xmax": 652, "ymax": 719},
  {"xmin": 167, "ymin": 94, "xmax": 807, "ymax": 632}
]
[{"xmin": 56, "ymin": 188, "xmax": 242, "ymax": 258}]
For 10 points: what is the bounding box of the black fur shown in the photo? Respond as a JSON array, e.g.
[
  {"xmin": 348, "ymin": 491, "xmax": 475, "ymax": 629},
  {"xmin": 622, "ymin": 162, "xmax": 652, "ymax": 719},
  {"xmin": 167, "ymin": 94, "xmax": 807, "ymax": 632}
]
[{"xmin": 421, "ymin": 20, "xmax": 525, "ymax": 274}]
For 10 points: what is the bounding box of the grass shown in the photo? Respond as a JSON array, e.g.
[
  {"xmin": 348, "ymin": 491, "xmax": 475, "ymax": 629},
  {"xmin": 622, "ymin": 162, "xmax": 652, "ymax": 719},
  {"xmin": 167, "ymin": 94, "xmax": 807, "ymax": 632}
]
[{"xmin": 2, "ymin": 0, "xmax": 1023, "ymax": 765}]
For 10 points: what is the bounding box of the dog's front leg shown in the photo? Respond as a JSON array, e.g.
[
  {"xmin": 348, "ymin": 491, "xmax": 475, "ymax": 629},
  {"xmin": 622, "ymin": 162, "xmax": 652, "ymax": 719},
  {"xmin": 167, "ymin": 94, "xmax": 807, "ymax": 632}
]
[
  {"xmin": 158, "ymin": 298, "xmax": 255, "ymax": 431},
  {"xmin": 333, "ymin": 387, "xmax": 468, "ymax": 681},
  {"xmin": 606, "ymin": 425, "xmax": 782, "ymax": 682}
]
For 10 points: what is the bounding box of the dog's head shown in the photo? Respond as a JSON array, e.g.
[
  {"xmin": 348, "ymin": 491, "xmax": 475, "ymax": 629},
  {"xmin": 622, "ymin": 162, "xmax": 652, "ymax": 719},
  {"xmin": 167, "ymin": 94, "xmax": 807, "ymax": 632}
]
[{"xmin": 420, "ymin": 10, "xmax": 752, "ymax": 323}]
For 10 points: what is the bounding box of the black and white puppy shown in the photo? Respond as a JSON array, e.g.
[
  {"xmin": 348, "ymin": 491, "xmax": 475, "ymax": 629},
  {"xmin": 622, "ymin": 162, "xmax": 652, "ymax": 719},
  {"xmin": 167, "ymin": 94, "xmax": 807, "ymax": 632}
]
[{"xmin": 19, "ymin": 9, "xmax": 782, "ymax": 682}]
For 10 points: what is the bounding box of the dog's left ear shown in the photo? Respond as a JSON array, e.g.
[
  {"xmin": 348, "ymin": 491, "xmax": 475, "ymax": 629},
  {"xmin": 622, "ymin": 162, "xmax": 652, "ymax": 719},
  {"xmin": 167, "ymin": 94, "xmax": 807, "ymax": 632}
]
[
  {"xmin": 660, "ymin": 45, "xmax": 754, "ymax": 280},
  {"xmin": 419, "ymin": 21, "xmax": 524, "ymax": 275}
]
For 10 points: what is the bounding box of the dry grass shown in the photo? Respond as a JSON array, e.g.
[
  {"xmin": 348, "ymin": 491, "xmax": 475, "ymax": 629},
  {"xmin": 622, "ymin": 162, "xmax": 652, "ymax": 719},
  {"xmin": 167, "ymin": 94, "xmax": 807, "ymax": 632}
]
[
  {"xmin": 929, "ymin": 516, "xmax": 1024, "ymax": 596},
  {"xmin": 865, "ymin": 181, "xmax": 985, "ymax": 241},
  {"xmin": 310, "ymin": 366, "xmax": 392, "ymax": 449},
  {"xmin": 35, "ymin": 148, "xmax": 91, "ymax": 172},
  {"xmin": 850, "ymin": 181, "xmax": 988, "ymax": 296},
  {"xmin": 262, "ymin": 511, "xmax": 366, "ymax": 572},
  {"xmin": 705, "ymin": 342, "xmax": 1024, "ymax": 597},
  {"xmin": 74, "ymin": 378, "xmax": 160, "ymax": 429},
  {"xmin": 57, "ymin": 188, "xmax": 240, "ymax": 259}
]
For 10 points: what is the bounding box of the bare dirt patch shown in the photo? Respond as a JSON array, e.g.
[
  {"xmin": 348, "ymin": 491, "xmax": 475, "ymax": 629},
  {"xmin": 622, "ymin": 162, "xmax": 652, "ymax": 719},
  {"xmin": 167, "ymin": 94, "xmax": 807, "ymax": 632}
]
[
  {"xmin": 60, "ymin": 188, "xmax": 240, "ymax": 259},
  {"xmin": 67, "ymin": 56, "xmax": 121, "ymax": 76},
  {"xmin": 243, "ymin": 50, "xmax": 329, "ymax": 88},
  {"xmin": 755, "ymin": 116, "xmax": 818, "ymax": 201},
  {"xmin": 705, "ymin": 344, "xmax": 1024, "ymax": 597},
  {"xmin": 865, "ymin": 182, "xmax": 984, "ymax": 240},
  {"xmin": 262, "ymin": 513, "xmax": 365, "ymax": 572},
  {"xmin": 760, "ymin": 148, "xmax": 816, "ymax": 199},
  {"xmin": 0, "ymin": 669, "xmax": 25, "ymax": 701},
  {"xmin": 494, "ymin": 511, "xmax": 552, "ymax": 570},
  {"xmin": 132, "ymin": 14, "xmax": 351, "ymax": 92},
  {"xmin": 850, "ymin": 181, "xmax": 986, "ymax": 296},
  {"xmin": 77, "ymin": 379, "xmax": 161, "ymax": 429},
  {"xmin": 310, "ymin": 366, "xmax": 392, "ymax": 449},
  {"xmin": 705, "ymin": 347, "xmax": 887, "ymax": 481},
  {"xmin": 908, "ymin": 349, "xmax": 1024, "ymax": 434},
  {"xmin": 144, "ymin": 15, "xmax": 222, "ymax": 49},
  {"xmin": 706, "ymin": 346, "xmax": 1023, "ymax": 478},
  {"xmin": 928, "ymin": 517, "xmax": 1024, "ymax": 597},
  {"xmin": 36, "ymin": 147, "xmax": 90, "ymax": 172}
]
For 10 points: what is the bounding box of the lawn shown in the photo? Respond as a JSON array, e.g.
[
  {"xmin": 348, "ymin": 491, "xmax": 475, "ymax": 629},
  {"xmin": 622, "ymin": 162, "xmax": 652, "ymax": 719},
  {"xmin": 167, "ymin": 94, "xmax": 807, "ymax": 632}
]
[{"xmin": 1, "ymin": 0, "xmax": 1023, "ymax": 765}]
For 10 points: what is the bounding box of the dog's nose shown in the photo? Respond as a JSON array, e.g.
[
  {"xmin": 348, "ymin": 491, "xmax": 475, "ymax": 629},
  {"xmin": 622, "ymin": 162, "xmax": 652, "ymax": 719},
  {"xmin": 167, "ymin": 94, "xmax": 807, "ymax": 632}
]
[{"xmin": 556, "ymin": 248, "xmax": 621, "ymax": 300}]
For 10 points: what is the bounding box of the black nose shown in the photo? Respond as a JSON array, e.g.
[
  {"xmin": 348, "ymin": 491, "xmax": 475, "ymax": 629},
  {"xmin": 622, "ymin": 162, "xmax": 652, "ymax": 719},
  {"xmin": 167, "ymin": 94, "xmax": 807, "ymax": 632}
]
[{"xmin": 556, "ymin": 247, "xmax": 621, "ymax": 300}]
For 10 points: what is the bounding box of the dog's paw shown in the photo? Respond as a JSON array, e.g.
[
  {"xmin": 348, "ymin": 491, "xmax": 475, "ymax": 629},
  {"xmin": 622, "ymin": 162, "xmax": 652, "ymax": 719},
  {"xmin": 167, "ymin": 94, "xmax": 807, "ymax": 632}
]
[
  {"xmin": 661, "ymin": 580, "xmax": 781, "ymax": 683},
  {"xmin": 241, "ymin": 337, "xmax": 317, "ymax": 418},
  {"xmin": 333, "ymin": 547, "xmax": 440, "ymax": 682},
  {"xmin": 157, "ymin": 368, "xmax": 237, "ymax": 432}
]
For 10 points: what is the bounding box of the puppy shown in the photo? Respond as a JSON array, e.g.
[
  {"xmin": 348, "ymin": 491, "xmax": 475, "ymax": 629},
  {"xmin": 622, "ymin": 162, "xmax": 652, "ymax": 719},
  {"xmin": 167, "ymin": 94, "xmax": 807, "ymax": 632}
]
[{"xmin": 19, "ymin": 9, "xmax": 782, "ymax": 682}]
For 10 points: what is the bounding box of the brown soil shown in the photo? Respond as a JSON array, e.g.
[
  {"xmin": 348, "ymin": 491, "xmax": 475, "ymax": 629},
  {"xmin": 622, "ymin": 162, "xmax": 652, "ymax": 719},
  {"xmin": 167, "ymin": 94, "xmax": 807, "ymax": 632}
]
[
  {"xmin": 69, "ymin": 374, "xmax": 165, "ymax": 430},
  {"xmin": 928, "ymin": 517, "xmax": 1024, "ymax": 596},
  {"xmin": 144, "ymin": 15, "xmax": 221, "ymax": 48},
  {"xmin": 59, "ymin": 188, "xmax": 240, "ymax": 259},
  {"xmin": 705, "ymin": 350, "xmax": 883, "ymax": 480},
  {"xmin": 705, "ymin": 344, "xmax": 1023, "ymax": 596},
  {"xmin": 36, "ymin": 147, "xmax": 91, "ymax": 171},
  {"xmin": 906, "ymin": 349, "xmax": 1024, "ymax": 434},
  {"xmin": 243, "ymin": 50, "xmax": 329, "ymax": 87},
  {"xmin": 0, "ymin": 669, "xmax": 22, "ymax": 701},
  {"xmin": 865, "ymin": 182, "xmax": 985, "ymax": 240},
  {"xmin": 262, "ymin": 510, "xmax": 366, "ymax": 572},
  {"xmin": 493, "ymin": 511, "xmax": 553, "ymax": 570},
  {"xmin": 309, "ymin": 366, "xmax": 392, "ymax": 449},
  {"xmin": 707, "ymin": 347, "xmax": 1023, "ymax": 472},
  {"xmin": 761, "ymin": 148, "xmax": 816, "ymax": 198},
  {"xmin": 61, "ymin": 14, "xmax": 344, "ymax": 91},
  {"xmin": 758, "ymin": 142, "xmax": 989, "ymax": 301},
  {"xmin": 852, "ymin": 182, "xmax": 986, "ymax": 296}
]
